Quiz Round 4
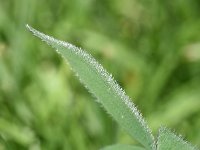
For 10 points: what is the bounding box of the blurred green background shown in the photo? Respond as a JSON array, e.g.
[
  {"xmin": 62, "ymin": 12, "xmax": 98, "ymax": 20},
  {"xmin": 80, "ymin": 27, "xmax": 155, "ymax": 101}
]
[{"xmin": 0, "ymin": 0, "xmax": 200, "ymax": 149}]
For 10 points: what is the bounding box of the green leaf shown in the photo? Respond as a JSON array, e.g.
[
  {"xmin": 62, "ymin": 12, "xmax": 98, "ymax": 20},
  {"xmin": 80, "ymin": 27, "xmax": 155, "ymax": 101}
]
[
  {"xmin": 26, "ymin": 25, "xmax": 155, "ymax": 150},
  {"xmin": 0, "ymin": 118, "xmax": 35, "ymax": 146},
  {"xmin": 157, "ymin": 127, "xmax": 198, "ymax": 150},
  {"xmin": 100, "ymin": 144, "xmax": 146, "ymax": 150}
]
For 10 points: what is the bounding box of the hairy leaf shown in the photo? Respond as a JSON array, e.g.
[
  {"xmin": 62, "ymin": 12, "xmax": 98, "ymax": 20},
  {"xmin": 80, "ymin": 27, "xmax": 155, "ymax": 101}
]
[
  {"xmin": 26, "ymin": 25, "xmax": 155, "ymax": 150},
  {"xmin": 157, "ymin": 127, "xmax": 198, "ymax": 150},
  {"xmin": 100, "ymin": 144, "xmax": 146, "ymax": 150}
]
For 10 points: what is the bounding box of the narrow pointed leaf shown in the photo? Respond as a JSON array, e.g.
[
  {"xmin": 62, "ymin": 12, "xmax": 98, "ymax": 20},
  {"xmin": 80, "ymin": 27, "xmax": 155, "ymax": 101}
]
[
  {"xmin": 26, "ymin": 25, "xmax": 155, "ymax": 150},
  {"xmin": 100, "ymin": 144, "xmax": 146, "ymax": 150},
  {"xmin": 157, "ymin": 127, "xmax": 198, "ymax": 150}
]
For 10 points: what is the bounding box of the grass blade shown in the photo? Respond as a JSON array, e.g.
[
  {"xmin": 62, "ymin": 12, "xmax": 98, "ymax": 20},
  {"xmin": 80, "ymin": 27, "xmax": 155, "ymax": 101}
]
[
  {"xmin": 157, "ymin": 127, "xmax": 198, "ymax": 150},
  {"xmin": 26, "ymin": 25, "xmax": 155, "ymax": 150}
]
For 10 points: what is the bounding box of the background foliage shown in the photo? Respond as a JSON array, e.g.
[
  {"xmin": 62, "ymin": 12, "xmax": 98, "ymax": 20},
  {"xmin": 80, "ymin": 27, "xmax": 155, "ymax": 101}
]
[{"xmin": 0, "ymin": 0, "xmax": 200, "ymax": 149}]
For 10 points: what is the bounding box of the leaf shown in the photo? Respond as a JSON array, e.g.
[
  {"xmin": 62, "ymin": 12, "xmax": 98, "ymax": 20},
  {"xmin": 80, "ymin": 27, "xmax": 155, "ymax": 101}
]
[
  {"xmin": 157, "ymin": 127, "xmax": 198, "ymax": 150},
  {"xmin": 0, "ymin": 118, "xmax": 34, "ymax": 145},
  {"xmin": 26, "ymin": 25, "xmax": 155, "ymax": 150},
  {"xmin": 100, "ymin": 144, "xmax": 146, "ymax": 150}
]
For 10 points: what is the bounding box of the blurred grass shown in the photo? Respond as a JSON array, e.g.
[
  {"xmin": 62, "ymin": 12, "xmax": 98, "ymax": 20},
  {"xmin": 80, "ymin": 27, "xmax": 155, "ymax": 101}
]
[{"xmin": 0, "ymin": 0, "xmax": 200, "ymax": 149}]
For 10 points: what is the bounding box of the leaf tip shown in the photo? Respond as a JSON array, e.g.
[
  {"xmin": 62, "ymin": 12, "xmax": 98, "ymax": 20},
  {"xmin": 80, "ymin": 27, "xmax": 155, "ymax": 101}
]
[{"xmin": 26, "ymin": 24, "xmax": 32, "ymax": 32}]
